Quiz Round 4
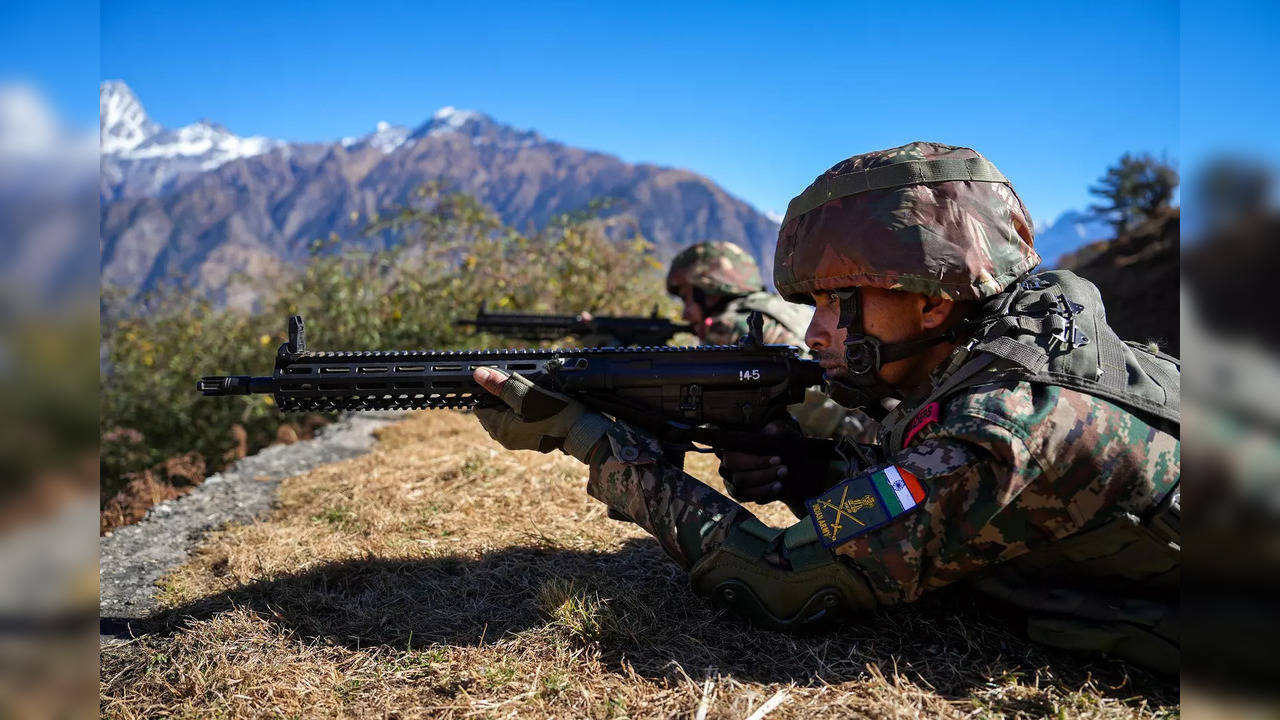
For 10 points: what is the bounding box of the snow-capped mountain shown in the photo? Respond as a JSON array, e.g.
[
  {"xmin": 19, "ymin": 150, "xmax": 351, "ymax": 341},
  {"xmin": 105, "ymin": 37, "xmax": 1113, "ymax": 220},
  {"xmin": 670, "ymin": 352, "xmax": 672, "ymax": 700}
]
[
  {"xmin": 122, "ymin": 119, "xmax": 282, "ymax": 169},
  {"xmin": 99, "ymin": 80, "xmax": 159, "ymax": 154},
  {"xmin": 342, "ymin": 121, "xmax": 410, "ymax": 154},
  {"xmin": 100, "ymin": 81, "xmax": 290, "ymax": 200},
  {"xmin": 409, "ymin": 106, "xmax": 542, "ymax": 148},
  {"xmin": 421, "ymin": 106, "xmax": 484, "ymax": 136},
  {"xmin": 1034, "ymin": 209, "xmax": 1113, "ymax": 266},
  {"xmin": 337, "ymin": 107, "xmax": 537, "ymax": 155},
  {"xmin": 100, "ymin": 81, "xmax": 282, "ymax": 168},
  {"xmin": 99, "ymin": 81, "xmax": 783, "ymax": 306}
]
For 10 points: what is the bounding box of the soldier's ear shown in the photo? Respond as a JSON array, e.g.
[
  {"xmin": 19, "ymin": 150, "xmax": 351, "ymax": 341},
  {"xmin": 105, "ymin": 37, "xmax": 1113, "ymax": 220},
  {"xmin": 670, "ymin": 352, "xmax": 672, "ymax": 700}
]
[{"xmin": 919, "ymin": 294, "xmax": 955, "ymax": 330}]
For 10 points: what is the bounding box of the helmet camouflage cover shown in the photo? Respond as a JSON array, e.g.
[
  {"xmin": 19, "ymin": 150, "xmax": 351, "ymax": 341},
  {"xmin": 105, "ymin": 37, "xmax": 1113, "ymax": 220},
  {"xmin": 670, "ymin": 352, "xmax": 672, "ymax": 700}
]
[
  {"xmin": 667, "ymin": 241, "xmax": 764, "ymax": 297},
  {"xmin": 773, "ymin": 141, "xmax": 1041, "ymax": 303}
]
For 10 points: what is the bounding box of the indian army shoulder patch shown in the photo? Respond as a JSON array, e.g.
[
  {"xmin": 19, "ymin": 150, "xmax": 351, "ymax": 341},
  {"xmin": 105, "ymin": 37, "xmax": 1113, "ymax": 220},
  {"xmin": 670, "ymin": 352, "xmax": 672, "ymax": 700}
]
[{"xmin": 807, "ymin": 465, "xmax": 927, "ymax": 548}]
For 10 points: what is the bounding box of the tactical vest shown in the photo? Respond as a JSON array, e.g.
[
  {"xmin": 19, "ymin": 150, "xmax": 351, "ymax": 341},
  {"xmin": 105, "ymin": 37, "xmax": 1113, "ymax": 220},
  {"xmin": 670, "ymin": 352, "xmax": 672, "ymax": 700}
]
[
  {"xmin": 732, "ymin": 291, "xmax": 814, "ymax": 345},
  {"xmin": 879, "ymin": 269, "xmax": 1181, "ymax": 674}
]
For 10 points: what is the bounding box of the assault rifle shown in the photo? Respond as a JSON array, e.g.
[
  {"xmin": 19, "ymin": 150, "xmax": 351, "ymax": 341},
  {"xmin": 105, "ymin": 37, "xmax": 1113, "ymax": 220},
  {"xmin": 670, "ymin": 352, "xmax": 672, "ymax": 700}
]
[
  {"xmin": 197, "ymin": 315, "xmax": 832, "ymax": 456},
  {"xmin": 455, "ymin": 302, "xmax": 692, "ymax": 347}
]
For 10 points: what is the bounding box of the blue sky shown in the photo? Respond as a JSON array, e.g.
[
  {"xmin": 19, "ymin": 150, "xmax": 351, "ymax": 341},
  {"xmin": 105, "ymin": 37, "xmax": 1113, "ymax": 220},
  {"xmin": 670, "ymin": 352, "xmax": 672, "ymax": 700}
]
[
  {"xmin": 1180, "ymin": 0, "xmax": 1280, "ymax": 233},
  {"xmin": 1182, "ymin": 0, "xmax": 1279, "ymax": 165},
  {"xmin": 15, "ymin": 1, "xmax": 1184, "ymax": 226},
  {"xmin": 1, "ymin": 0, "xmax": 99, "ymax": 124}
]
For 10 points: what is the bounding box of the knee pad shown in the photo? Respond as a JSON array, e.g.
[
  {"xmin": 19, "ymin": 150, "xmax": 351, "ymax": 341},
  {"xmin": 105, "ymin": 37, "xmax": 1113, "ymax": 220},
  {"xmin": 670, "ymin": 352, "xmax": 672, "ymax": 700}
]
[{"xmin": 688, "ymin": 518, "xmax": 878, "ymax": 631}]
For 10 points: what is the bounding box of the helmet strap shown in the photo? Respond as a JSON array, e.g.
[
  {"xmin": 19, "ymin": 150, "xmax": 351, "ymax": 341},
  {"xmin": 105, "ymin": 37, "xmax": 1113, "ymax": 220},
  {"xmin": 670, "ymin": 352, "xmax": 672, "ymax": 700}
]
[{"xmin": 824, "ymin": 288, "xmax": 962, "ymax": 416}]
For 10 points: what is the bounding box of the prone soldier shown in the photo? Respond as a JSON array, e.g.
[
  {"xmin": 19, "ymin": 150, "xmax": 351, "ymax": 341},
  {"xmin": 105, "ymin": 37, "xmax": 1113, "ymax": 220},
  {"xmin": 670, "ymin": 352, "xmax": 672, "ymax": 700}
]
[
  {"xmin": 576, "ymin": 240, "xmax": 804, "ymax": 347},
  {"xmin": 470, "ymin": 142, "xmax": 1180, "ymax": 674},
  {"xmin": 665, "ymin": 240, "xmax": 810, "ymax": 347}
]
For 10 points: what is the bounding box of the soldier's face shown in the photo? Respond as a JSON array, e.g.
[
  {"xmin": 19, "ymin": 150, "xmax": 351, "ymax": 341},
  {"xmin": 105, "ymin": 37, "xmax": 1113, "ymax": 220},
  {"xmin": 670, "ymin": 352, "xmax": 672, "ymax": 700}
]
[
  {"xmin": 806, "ymin": 287, "xmax": 952, "ymax": 388},
  {"xmin": 674, "ymin": 284, "xmax": 708, "ymax": 334}
]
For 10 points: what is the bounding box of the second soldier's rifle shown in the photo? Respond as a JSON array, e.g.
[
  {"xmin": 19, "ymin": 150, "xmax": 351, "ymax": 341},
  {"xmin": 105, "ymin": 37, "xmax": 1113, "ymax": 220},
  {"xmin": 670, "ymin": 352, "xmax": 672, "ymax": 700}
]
[
  {"xmin": 198, "ymin": 315, "xmax": 833, "ymax": 457},
  {"xmin": 455, "ymin": 302, "xmax": 692, "ymax": 347}
]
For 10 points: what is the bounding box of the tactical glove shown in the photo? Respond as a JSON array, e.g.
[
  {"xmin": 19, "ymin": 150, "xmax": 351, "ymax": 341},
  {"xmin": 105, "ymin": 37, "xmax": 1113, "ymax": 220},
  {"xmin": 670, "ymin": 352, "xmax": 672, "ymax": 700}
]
[{"xmin": 473, "ymin": 367, "xmax": 612, "ymax": 462}]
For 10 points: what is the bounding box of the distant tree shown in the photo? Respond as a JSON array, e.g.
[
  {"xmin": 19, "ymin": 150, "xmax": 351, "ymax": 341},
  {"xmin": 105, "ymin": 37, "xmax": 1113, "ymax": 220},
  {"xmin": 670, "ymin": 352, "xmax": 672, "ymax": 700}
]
[{"xmin": 1088, "ymin": 153, "xmax": 1179, "ymax": 235}]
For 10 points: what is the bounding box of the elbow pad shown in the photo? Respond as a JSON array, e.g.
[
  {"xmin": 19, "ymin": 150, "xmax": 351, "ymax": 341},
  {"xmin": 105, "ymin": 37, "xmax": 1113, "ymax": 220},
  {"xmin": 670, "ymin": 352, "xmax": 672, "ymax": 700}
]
[{"xmin": 688, "ymin": 518, "xmax": 878, "ymax": 631}]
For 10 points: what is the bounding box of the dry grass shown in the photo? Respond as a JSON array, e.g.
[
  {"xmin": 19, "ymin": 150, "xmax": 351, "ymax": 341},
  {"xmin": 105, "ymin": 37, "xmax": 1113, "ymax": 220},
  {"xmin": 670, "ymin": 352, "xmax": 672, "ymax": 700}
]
[{"xmin": 101, "ymin": 411, "xmax": 1178, "ymax": 719}]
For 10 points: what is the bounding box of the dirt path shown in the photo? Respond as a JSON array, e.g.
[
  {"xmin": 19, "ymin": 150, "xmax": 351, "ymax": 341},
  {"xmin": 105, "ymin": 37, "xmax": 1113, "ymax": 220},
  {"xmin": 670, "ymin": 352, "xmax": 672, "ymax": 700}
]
[{"xmin": 99, "ymin": 412, "xmax": 404, "ymax": 640}]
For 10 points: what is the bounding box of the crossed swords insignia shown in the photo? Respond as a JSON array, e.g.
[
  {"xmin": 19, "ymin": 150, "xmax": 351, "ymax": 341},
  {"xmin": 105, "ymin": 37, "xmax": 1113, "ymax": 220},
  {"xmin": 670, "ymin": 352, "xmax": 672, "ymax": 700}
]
[{"xmin": 814, "ymin": 486, "xmax": 877, "ymax": 538}]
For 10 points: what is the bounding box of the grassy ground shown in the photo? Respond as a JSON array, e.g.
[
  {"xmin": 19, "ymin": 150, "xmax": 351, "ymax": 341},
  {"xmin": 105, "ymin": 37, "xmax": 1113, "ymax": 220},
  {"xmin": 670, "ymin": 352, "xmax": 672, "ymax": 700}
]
[{"xmin": 100, "ymin": 411, "xmax": 1178, "ymax": 719}]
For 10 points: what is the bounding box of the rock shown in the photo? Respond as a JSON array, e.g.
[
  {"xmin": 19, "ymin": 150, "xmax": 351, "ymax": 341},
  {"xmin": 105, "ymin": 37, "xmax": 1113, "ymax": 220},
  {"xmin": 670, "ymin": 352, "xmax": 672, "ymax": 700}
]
[{"xmin": 99, "ymin": 411, "xmax": 407, "ymax": 640}]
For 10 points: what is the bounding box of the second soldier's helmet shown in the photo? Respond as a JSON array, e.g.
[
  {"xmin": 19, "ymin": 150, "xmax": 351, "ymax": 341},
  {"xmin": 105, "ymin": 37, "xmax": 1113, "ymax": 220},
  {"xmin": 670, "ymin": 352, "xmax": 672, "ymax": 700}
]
[
  {"xmin": 773, "ymin": 141, "xmax": 1040, "ymax": 304},
  {"xmin": 667, "ymin": 241, "xmax": 764, "ymax": 298}
]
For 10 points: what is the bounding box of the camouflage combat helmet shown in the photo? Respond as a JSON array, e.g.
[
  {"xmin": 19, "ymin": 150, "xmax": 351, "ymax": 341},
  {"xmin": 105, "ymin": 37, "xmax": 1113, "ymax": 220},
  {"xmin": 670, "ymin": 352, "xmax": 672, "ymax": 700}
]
[
  {"xmin": 667, "ymin": 241, "xmax": 764, "ymax": 298},
  {"xmin": 774, "ymin": 142, "xmax": 1040, "ymax": 303}
]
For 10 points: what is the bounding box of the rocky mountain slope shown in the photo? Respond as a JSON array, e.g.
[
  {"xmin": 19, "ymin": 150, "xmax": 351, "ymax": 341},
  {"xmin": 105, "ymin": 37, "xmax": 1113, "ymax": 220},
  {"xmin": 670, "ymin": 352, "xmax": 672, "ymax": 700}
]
[{"xmin": 100, "ymin": 82, "xmax": 782, "ymax": 304}]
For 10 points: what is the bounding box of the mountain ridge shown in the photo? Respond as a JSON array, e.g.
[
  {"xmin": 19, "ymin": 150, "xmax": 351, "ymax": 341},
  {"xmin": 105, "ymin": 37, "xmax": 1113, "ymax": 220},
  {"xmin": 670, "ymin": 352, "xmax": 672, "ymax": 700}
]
[
  {"xmin": 99, "ymin": 82, "xmax": 1114, "ymax": 307},
  {"xmin": 99, "ymin": 81, "xmax": 783, "ymax": 306}
]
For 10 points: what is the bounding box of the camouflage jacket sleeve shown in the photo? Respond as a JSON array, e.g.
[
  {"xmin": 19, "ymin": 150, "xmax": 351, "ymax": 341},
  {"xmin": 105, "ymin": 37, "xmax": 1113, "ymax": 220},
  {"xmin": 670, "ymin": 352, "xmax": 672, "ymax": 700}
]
[
  {"xmin": 585, "ymin": 422, "xmax": 755, "ymax": 568},
  {"xmin": 584, "ymin": 379, "xmax": 1179, "ymax": 617}
]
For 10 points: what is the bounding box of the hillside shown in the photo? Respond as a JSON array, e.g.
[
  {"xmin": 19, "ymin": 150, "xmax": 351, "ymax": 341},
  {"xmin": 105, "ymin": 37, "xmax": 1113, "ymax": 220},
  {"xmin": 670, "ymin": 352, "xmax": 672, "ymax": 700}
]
[
  {"xmin": 1057, "ymin": 208, "xmax": 1179, "ymax": 356},
  {"xmin": 99, "ymin": 82, "xmax": 781, "ymax": 304}
]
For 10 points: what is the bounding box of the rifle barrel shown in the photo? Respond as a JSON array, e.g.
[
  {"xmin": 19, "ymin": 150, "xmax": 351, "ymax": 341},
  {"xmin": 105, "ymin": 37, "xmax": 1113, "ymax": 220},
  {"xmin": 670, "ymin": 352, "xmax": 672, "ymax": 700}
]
[
  {"xmin": 198, "ymin": 317, "xmax": 819, "ymax": 423},
  {"xmin": 197, "ymin": 375, "xmax": 276, "ymax": 395}
]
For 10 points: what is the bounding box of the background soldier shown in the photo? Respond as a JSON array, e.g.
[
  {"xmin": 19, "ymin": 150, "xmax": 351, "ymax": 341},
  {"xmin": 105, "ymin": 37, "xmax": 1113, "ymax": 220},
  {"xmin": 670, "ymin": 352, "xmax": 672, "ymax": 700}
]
[
  {"xmin": 578, "ymin": 240, "xmax": 806, "ymax": 348},
  {"xmin": 665, "ymin": 240, "xmax": 810, "ymax": 346},
  {"xmin": 666, "ymin": 240, "xmax": 860, "ymax": 440},
  {"xmin": 471, "ymin": 142, "xmax": 1180, "ymax": 674}
]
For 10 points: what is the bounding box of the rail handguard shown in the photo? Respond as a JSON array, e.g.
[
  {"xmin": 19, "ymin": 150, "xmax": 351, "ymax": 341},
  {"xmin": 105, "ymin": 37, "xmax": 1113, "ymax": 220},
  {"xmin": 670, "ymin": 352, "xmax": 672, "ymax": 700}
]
[{"xmin": 199, "ymin": 315, "xmax": 831, "ymax": 456}]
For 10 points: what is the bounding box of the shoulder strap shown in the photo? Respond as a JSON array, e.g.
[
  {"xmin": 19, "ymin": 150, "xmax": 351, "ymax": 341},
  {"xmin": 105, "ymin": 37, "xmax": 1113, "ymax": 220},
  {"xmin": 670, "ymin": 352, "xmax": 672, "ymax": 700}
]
[
  {"xmin": 887, "ymin": 271, "xmax": 1180, "ymax": 448},
  {"xmin": 884, "ymin": 350, "xmax": 1017, "ymax": 450}
]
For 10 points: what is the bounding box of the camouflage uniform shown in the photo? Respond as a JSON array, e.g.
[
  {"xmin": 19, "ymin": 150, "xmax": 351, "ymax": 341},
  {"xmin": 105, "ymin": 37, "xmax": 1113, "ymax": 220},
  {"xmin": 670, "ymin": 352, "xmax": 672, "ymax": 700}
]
[
  {"xmin": 665, "ymin": 240, "xmax": 810, "ymax": 347},
  {"xmin": 585, "ymin": 375, "xmax": 1179, "ymax": 658},
  {"xmin": 703, "ymin": 292, "xmax": 806, "ymax": 346},
  {"xmin": 585, "ymin": 143, "xmax": 1180, "ymax": 673}
]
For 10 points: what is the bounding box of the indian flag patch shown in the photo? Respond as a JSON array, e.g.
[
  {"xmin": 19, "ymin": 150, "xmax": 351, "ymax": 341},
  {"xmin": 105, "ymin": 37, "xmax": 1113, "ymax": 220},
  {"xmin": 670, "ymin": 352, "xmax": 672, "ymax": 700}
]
[{"xmin": 806, "ymin": 465, "xmax": 927, "ymax": 548}]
